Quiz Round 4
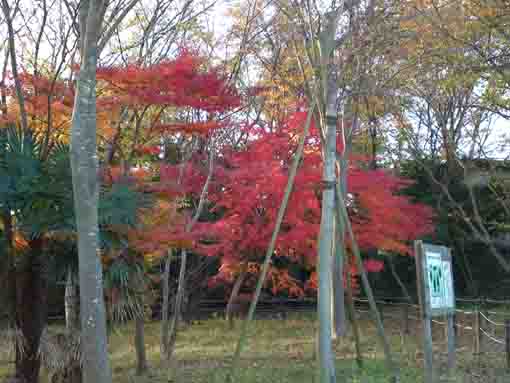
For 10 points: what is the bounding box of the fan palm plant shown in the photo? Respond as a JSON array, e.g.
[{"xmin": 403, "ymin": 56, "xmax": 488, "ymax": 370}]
[
  {"xmin": 103, "ymin": 249, "xmax": 154, "ymax": 375},
  {"xmin": 0, "ymin": 125, "xmax": 151, "ymax": 383},
  {"xmin": 0, "ymin": 126, "xmax": 74, "ymax": 383}
]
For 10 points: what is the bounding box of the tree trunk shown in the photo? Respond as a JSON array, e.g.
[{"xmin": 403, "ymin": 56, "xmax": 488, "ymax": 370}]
[
  {"xmin": 65, "ymin": 269, "xmax": 79, "ymax": 331},
  {"xmin": 1, "ymin": 212, "xmax": 16, "ymax": 337},
  {"xmin": 63, "ymin": 269, "xmax": 82, "ymax": 383},
  {"xmin": 332, "ymin": 219, "xmax": 346, "ymax": 340},
  {"xmin": 161, "ymin": 147, "xmax": 214, "ymax": 360},
  {"xmin": 135, "ymin": 315, "xmax": 148, "ymax": 375},
  {"xmin": 314, "ymin": 27, "xmax": 340, "ymax": 378},
  {"xmin": 70, "ymin": 2, "xmax": 112, "ymax": 383},
  {"xmin": 165, "ymin": 249, "xmax": 188, "ymax": 360},
  {"xmin": 458, "ymin": 240, "xmax": 477, "ymax": 296},
  {"xmin": 15, "ymin": 239, "xmax": 48, "ymax": 383},
  {"xmin": 369, "ymin": 119, "xmax": 378, "ymax": 170},
  {"xmin": 134, "ymin": 272, "xmax": 148, "ymax": 376},
  {"xmin": 332, "ymin": 155, "xmax": 348, "ymax": 339},
  {"xmin": 345, "ymin": 255, "xmax": 363, "ymax": 368},
  {"xmin": 163, "ymin": 148, "xmax": 215, "ymax": 368},
  {"xmin": 160, "ymin": 250, "xmax": 172, "ymax": 358},
  {"xmin": 317, "ymin": 104, "xmax": 337, "ymax": 383},
  {"xmin": 59, "ymin": 269, "xmax": 82, "ymax": 383},
  {"xmin": 226, "ymin": 267, "xmax": 247, "ymax": 329},
  {"xmin": 386, "ymin": 256, "xmax": 412, "ymax": 303},
  {"xmin": 1, "ymin": 0, "xmax": 29, "ymax": 134}
]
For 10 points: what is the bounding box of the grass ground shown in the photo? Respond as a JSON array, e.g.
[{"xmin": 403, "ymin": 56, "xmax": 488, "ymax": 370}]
[
  {"xmin": 108, "ymin": 312, "xmax": 424, "ymax": 383},
  {"xmin": 1, "ymin": 312, "xmax": 423, "ymax": 383},
  {"xmin": 2, "ymin": 309, "xmax": 508, "ymax": 383}
]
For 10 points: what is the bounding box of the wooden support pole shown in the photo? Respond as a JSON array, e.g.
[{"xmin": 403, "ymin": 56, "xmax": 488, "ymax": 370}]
[
  {"xmin": 446, "ymin": 312, "xmax": 456, "ymax": 373},
  {"xmin": 402, "ymin": 304, "xmax": 410, "ymax": 336},
  {"xmin": 414, "ymin": 241, "xmax": 434, "ymax": 383},
  {"xmin": 505, "ymin": 319, "xmax": 510, "ymax": 372},
  {"xmin": 474, "ymin": 310, "xmax": 481, "ymax": 356},
  {"xmin": 422, "ymin": 315, "xmax": 434, "ymax": 383}
]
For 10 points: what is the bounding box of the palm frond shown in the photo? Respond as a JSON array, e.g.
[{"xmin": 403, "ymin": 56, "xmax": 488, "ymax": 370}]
[
  {"xmin": 0, "ymin": 127, "xmax": 74, "ymax": 236},
  {"xmin": 38, "ymin": 327, "xmax": 82, "ymax": 374},
  {"xmin": 99, "ymin": 183, "xmax": 152, "ymax": 228},
  {"xmin": 0, "ymin": 325, "xmax": 28, "ymax": 358},
  {"xmin": 104, "ymin": 255, "xmax": 148, "ymax": 325}
]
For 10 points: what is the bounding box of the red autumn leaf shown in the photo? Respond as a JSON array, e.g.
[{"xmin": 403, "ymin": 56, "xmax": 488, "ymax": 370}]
[{"xmin": 194, "ymin": 109, "xmax": 434, "ymax": 295}]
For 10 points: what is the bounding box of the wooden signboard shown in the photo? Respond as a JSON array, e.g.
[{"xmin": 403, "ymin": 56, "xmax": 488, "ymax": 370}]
[
  {"xmin": 415, "ymin": 241, "xmax": 456, "ymax": 383},
  {"xmin": 420, "ymin": 243, "xmax": 455, "ymax": 317}
]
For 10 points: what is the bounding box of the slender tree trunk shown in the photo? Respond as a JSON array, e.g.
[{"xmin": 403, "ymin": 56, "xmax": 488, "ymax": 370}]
[
  {"xmin": 134, "ymin": 272, "xmax": 148, "ymax": 376},
  {"xmin": 332, "ymin": 155, "xmax": 348, "ymax": 339},
  {"xmin": 317, "ymin": 90, "xmax": 337, "ymax": 383},
  {"xmin": 369, "ymin": 119, "xmax": 378, "ymax": 170},
  {"xmin": 70, "ymin": 2, "xmax": 111, "ymax": 383},
  {"xmin": 135, "ymin": 315, "xmax": 148, "ymax": 375},
  {"xmin": 457, "ymin": 240, "xmax": 476, "ymax": 296},
  {"xmin": 62, "ymin": 269, "xmax": 82, "ymax": 383},
  {"xmin": 163, "ymin": 148, "xmax": 215, "ymax": 364},
  {"xmin": 15, "ymin": 239, "xmax": 48, "ymax": 383},
  {"xmin": 314, "ymin": 15, "xmax": 342, "ymax": 375},
  {"xmin": 165, "ymin": 249, "xmax": 188, "ymax": 360},
  {"xmin": 65, "ymin": 269, "xmax": 79, "ymax": 331},
  {"xmin": 386, "ymin": 256, "xmax": 412, "ymax": 303},
  {"xmin": 1, "ymin": 0, "xmax": 29, "ymax": 133},
  {"xmin": 314, "ymin": 11, "xmax": 344, "ymax": 382},
  {"xmin": 1, "ymin": 212, "xmax": 16, "ymax": 342},
  {"xmin": 345, "ymin": 255, "xmax": 363, "ymax": 368},
  {"xmin": 331, "ymin": 228, "xmax": 346, "ymax": 340},
  {"xmin": 226, "ymin": 267, "xmax": 247, "ymax": 329},
  {"xmin": 160, "ymin": 250, "xmax": 172, "ymax": 358}
]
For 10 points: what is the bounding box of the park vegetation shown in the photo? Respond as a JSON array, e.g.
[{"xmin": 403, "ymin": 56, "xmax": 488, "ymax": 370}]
[{"xmin": 0, "ymin": 0, "xmax": 508, "ymax": 382}]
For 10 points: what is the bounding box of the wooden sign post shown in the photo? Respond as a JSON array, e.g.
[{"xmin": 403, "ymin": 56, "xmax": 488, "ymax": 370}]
[{"xmin": 415, "ymin": 241, "xmax": 456, "ymax": 383}]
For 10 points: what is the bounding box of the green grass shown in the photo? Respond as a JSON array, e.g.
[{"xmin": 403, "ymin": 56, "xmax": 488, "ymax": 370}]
[
  {"xmin": 4, "ymin": 308, "xmax": 510, "ymax": 382},
  {"xmin": 0, "ymin": 313, "xmax": 428, "ymax": 383}
]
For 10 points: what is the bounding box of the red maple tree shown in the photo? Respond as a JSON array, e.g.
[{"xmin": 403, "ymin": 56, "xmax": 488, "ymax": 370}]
[
  {"xmin": 96, "ymin": 50, "xmax": 239, "ymax": 140},
  {"xmin": 104, "ymin": 51, "xmax": 242, "ymax": 252},
  {"xmin": 195, "ymin": 110, "xmax": 434, "ymax": 297}
]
